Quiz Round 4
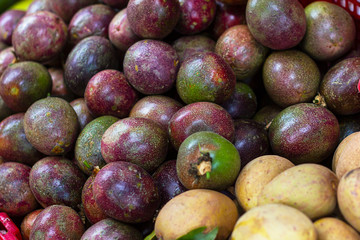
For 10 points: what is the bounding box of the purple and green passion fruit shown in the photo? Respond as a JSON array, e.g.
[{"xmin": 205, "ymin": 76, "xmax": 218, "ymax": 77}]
[{"xmin": 177, "ymin": 131, "xmax": 241, "ymax": 190}]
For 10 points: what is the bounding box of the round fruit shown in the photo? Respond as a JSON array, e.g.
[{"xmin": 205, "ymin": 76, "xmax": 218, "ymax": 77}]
[
  {"xmin": 70, "ymin": 98, "xmax": 94, "ymax": 131},
  {"xmin": 0, "ymin": 47, "xmax": 16, "ymax": 77},
  {"xmin": 26, "ymin": 0, "xmax": 52, "ymax": 15},
  {"xmin": 48, "ymin": 0, "xmax": 98, "ymax": 23},
  {"xmin": 0, "ymin": 10, "xmax": 25, "ymax": 45},
  {"xmin": 20, "ymin": 209, "xmax": 43, "ymax": 240},
  {"xmin": 49, "ymin": 68, "xmax": 74, "ymax": 101},
  {"xmin": 314, "ymin": 217, "xmax": 360, "ymax": 240}
]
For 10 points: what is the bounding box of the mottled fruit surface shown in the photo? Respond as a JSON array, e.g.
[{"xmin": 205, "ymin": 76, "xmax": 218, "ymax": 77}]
[
  {"xmin": 246, "ymin": 0, "xmax": 306, "ymax": 50},
  {"xmin": 0, "ymin": 162, "xmax": 37, "ymax": 217},
  {"xmin": 169, "ymin": 102, "xmax": 234, "ymax": 150},
  {"xmin": 124, "ymin": 40, "xmax": 179, "ymax": 95},
  {"xmin": 49, "ymin": 0, "xmax": 98, "ymax": 22},
  {"xmin": 0, "ymin": 10, "xmax": 25, "ymax": 45},
  {"xmin": 30, "ymin": 205, "xmax": 85, "ymax": 240},
  {"xmin": 24, "ymin": 97, "xmax": 79, "ymax": 155},
  {"xmin": 269, "ymin": 103, "xmax": 340, "ymax": 164},
  {"xmin": 0, "ymin": 47, "xmax": 16, "ymax": 76},
  {"xmin": 20, "ymin": 209, "xmax": 43, "ymax": 240},
  {"xmin": 93, "ymin": 161, "xmax": 160, "ymax": 223},
  {"xmin": 70, "ymin": 98, "xmax": 94, "ymax": 131},
  {"xmin": 0, "ymin": 113, "xmax": 43, "ymax": 165},
  {"xmin": 0, "ymin": 61, "xmax": 52, "ymax": 112},
  {"xmin": 127, "ymin": 0, "xmax": 180, "ymax": 39},
  {"xmin": 176, "ymin": 52, "xmax": 236, "ymax": 104},
  {"xmin": 101, "ymin": 117, "xmax": 168, "ymax": 172},
  {"xmin": 12, "ymin": 11, "xmax": 68, "ymax": 62}
]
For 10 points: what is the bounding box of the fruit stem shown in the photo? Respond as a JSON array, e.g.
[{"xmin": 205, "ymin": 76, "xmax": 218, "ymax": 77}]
[
  {"xmin": 313, "ymin": 92, "xmax": 327, "ymax": 108},
  {"xmin": 93, "ymin": 166, "xmax": 100, "ymax": 175},
  {"xmin": 196, "ymin": 150, "xmax": 212, "ymax": 178}
]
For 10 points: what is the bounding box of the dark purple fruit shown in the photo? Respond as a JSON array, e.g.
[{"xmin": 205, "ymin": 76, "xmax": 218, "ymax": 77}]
[
  {"xmin": 48, "ymin": 0, "xmax": 98, "ymax": 23},
  {"xmin": 269, "ymin": 103, "xmax": 340, "ymax": 164},
  {"xmin": 0, "ymin": 113, "xmax": 43, "ymax": 166},
  {"xmin": 48, "ymin": 68, "xmax": 75, "ymax": 101},
  {"xmin": 93, "ymin": 161, "xmax": 160, "ymax": 223},
  {"xmin": 124, "ymin": 39, "xmax": 179, "ymax": 95},
  {"xmin": 26, "ymin": 0, "xmax": 52, "ymax": 15},
  {"xmin": 12, "ymin": 11, "xmax": 68, "ymax": 62},
  {"xmin": 85, "ymin": 69, "xmax": 139, "ymax": 118},
  {"xmin": 0, "ymin": 162, "xmax": 38, "ymax": 217},
  {"xmin": 101, "ymin": 117, "xmax": 168, "ymax": 173},
  {"xmin": 0, "ymin": 96, "xmax": 12, "ymax": 122},
  {"xmin": 0, "ymin": 10, "xmax": 25, "ymax": 45},
  {"xmin": 252, "ymin": 104, "xmax": 282, "ymax": 127},
  {"xmin": 30, "ymin": 205, "xmax": 85, "ymax": 240},
  {"xmin": 103, "ymin": 0, "xmax": 129, "ymax": 9},
  {"xmin": 127, "ymin": 0, "xmax": 180, "ymax": 39},
  {"xmin": 64, "ymin": 36, "xmax": 119, "ymax": 96},
  {"xmin": 338, "ymin": 114, "xmax": 360, "ymax": 142},
  {"xmin": 70, "ymin": 98, "xmax": 94, "ymax": 130},
  {"xmin": 68, "ymin": 4, "xmax": 115, "ymax": 45},
  {"xmin": 29, "ymin": 156, "xmax": 86, "ymax": 209},
  {"xmin": 80, "ymin": 218, "xmax": 143, "ymax": 240},
  {"xmin": 169, "ymin": 102, "xmax": 234, "ymax": 150},
  {"xmin": 24, "ymin": 97, "xmax": 79, "ymax": 155},
  {"xmin": 0, "ymin": 61, "xmax": 52, "ymax": 113},
  {"xmin": 246, "ymin": 0, "xmax": 306, "ymax": 50},
  {"xmin": 75, "ymin": 115, "xmax": 118, "ymax": 176},
  {"xmin": 0, "ymin": 47, "xmax": 16, "ymax": 78}
]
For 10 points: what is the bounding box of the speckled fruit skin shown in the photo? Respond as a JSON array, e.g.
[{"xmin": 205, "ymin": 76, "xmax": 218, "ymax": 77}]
[
  {"xmin": 12, "ymin": 11, "xmax": 68, "ymax": 62},
  {"xmin": 221, "ymin": 82, "xmax": 257, "ymax": 119},
  {"xmin": 64, "ymin": 36, "xmax": 120, "ymax": 97},
  {"xmin": 29, "ymin": 157, "xmax": 86, "ymax": 209},
  {"xmin": 49, "ymin": 68, "xmax": 75, "ymax": 101},
  {"xmin": 81, "ymin": 218, "xmax": 143, "ymax": 240},
  {"xmin": 233, "ymin": 119, "xmax": 269, "ymax": 166},
  {"xmin": 0, "ymin": 97, "xmax": 12, "ymax": 122},
  {"xmin": 246, "ymin": 0, "xmax": 306, "ymax": 50},
  {"xmin": 101, "ymin": 117, "xmax": 169, "ymax": 173},
  {"xmin": 24, "ymin": 97, "xmax": 79, "ymax": 156},
  {"xmin": 68, "ymin": 4, "xmax": 115, "ymax": 45},
  {"xmin": 82, "ymin": 175, "xmax": 108, "ymax": 224},
  {"xmin": 320, "ymin": 57, "xmax": 360, "ymax": 115},
  {"xmin": 210, "ymin": 2, "xmax": 246, "ymax": 39},
  {"xmin": 129, "ymin": 95, "xmax": 183, "ymax": 133},
  {"xmin": 177, "ymin": 131, "xmax": 241, "ymax": 190},
  {"xmin": 21, "ymin": 209, "xmax": 43, "ymax": 240},
  {"xmin": 215, "ymin": 25, "xmax": 268, "ymax": 81},
  {"xmin": 152, "ymin": 160, "xmax": 187, "ymax": 207},
  {"xmin": 30, "ymin": 205, "xmax": 85, "ymax": 240},
  {"xmin": 176, "ymin": 52, "xmax": 236, "ymax": 104},
  {"xmin": 172, "ymin": 35, "xmax": 216, "ymax": 63},
  {"xmin": 93, "ymin": 161, "xmax": 160, "ymax": 223},
  {"xmin": 85, "ymin": 70, "xmax": 139, "ymax": 118},
  {"xmin": 169, "ymin": 102, "xmax": 234, "ymax": 150},
  {"xmin": 176, "ymin": 0, "xmax": 216, "ymax": 35},
  {"xmin": 263, "ymin": 50, "xmax": 321, "ymax": 108},
  {"xmin": 0, "ymin": 10, "xmax": 25, "ymax": 45},
  {"xmin": 0, "ymin": 113, "xmax": 43, "ymax": 166},
  {"xmin": 269, "ymin": 103, "xmax": 340, "ymax": 164},
  {"xmin": 75, "ymin": 115, "xmax": 118, "ymax": 176},
  {"xmin": 70, "ymin": 98, "xmax": 94, "ymax": 131},
  {"xmin": 48, "ymin": 0, "xmax": 98, "ymax": 23},
  {"xmin": 0, "ymin": 162, "xmax": 38, "ymax": 217},
  {"xmin": 123, "ymin": 40, "xmax": 180, "ymax": 95},
  {"xmin": 0, "ymin": 47, "xmax": 16, "ymax": 76},
  {"xmin": 103, "ymin": 0, "xmax": 129, "ymax": 9},
  {"xmin": 127, "ymin": 0, "xmax": 180, "ymax": 39},
  {"xmin": 0, "ymin": 61, "xmax": 52, "ymax": 113},
  {"xmin": 108, "ymin": 8, "xmax": 140, "ymax": 52},
  {"xmin": 26, "ymin": 0, "xmax": 52, "ymax": 15},
  {"xmin": 301, "ymin": 1, "xmax": 356, "ymax": 61}
]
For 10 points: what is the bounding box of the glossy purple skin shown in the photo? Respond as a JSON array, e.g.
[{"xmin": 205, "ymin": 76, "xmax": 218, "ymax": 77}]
[
  {"xmin": 233, "ymin": 119, "xmax": 269, "ymax": 167},
  {"xmin": 0, "ymin": 113, "xmax": 43, "ymax": 166},
  {"xmin": 221, "ymin": 82, "xmax": 257, "ymax": 119},
  {"xmin": 101, "ymin": 117, "xmax": 169, "ymax": 173},
  {"xmin": 70, "ymin": 98, "xmax": 94, "ymax": 130},
  {"xmin": 124, "ymin": 40, "xmax": 180, "ymax": 95},
  {"xmin": 30, "ymin": 205, "xmax": 85, "ymax": 240},
  {"xmin": 48, "ymin": 0, "xmax": 98, "ymax": 23},
  {"xmin": 103, "ymin": 0, "xmax": 129, "ymax": 9},
  {"xmin": 246, "ymin": 0, "xmax": 306, "ymax": 50},
  {"xmin": 269, "ymin": 103, "xmax": 340, "ymax": 164},
  {"xmin": 24, "ymin": 97, "xmax": 79, "ymax": 155},
  {"xmin": 85, "ymin": 70, "xmax": 138, "ymax": 118},
  {"xmin": 0, "ymin": 97, "xmax": 12, "ymax": 122},
  {"xmin": 80, "ymin": 218, "xmax": 143, "ymax": 240},
  {"xmin": 152, "ymin": 160, "xmax": 187, "ymax": 207},
  {"xmin": 320, "ymin": 57, "xmax": 360, "ymax": 115},
  {"xmin": 29, "ymin": 157, "xmax": 86, "ymax": 209},
  {"xmin": 26, "ymin": 0, "xmax": 52, "ymax": 15},
  {"xmin": 12, "ymin": 11, "xmax": 68, "ymax": 62},
  {"xmin": 64, "ymin": 36, "xmax": 119, "ymax": 97},
  {"xmin": 210, "ymin": 2, "xmax": 246, "ymax": 39},
  {"xmin": 176, "ymin": 0, "xmax": 216, "ymax": 35},
  {"xmin": 172, "ymin": 35, "xmax": 216, "ymax": 63},
  {"xmin": 0, "ymin": 47, "xmax": 16, "ymax": 76},
  {"xmin": 93, "ymin": 161, "xmax": 160, "ymax": 223},
  {"xmin": 49, "ymin": 68, "xmax": 75, "ymax": 101},
  {"xmin": 0, "ymin": 162, "xmax": 37, "ymax": 217},
  {"xmin": 108, "ymin": 8, "xmax": 140, "ymax": 52},
  {"xmin": 82, "ymin": 175, "xmax": 108, "ymax": 224},
  {"xmin": 169, "ymin": 102, "xmax": 235, "ymax": 150},
  {"xmin": 0, "ymin": 10, "xmax": 25, "ymax": 45},
  {"xmin": 127, "ymin": 0, "xmax": 180, "ymax": 39},
  {"xmin": 129, "ymin": 95, "xmax": 183, "ymax": 133},
  {"xmin": 68, "ymin": 4, "xmax": 115, "ymax": 45}
]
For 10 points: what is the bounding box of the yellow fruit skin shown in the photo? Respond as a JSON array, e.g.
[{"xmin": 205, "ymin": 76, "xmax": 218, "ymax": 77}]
[{"xmin": 314, "ymin": 217, "xmax": 360, "ymax": 240}]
